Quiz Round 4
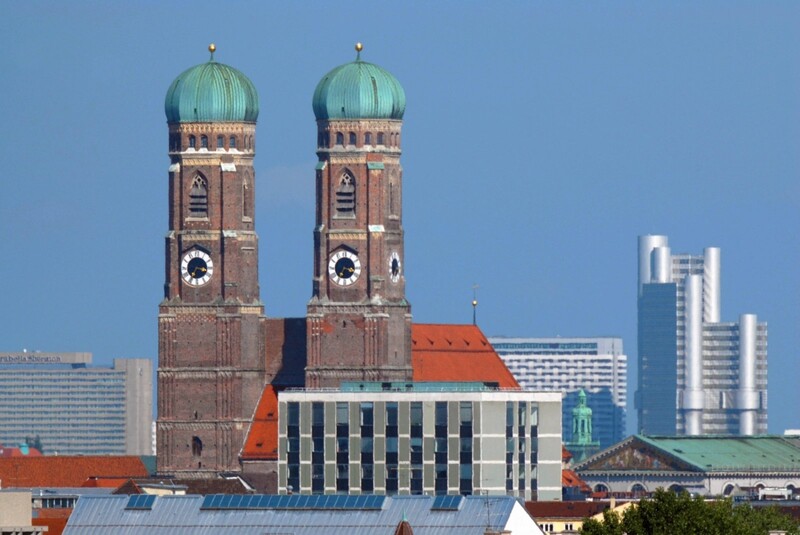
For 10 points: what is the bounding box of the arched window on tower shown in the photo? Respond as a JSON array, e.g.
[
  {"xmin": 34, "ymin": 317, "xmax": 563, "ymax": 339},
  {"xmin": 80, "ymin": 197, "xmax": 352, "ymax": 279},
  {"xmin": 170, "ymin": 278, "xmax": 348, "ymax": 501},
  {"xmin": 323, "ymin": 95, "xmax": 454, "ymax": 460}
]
[
  {"xmin": 192, "ymin": 436, "xmax": 203, "ymax": 457},
  {"xmin": 242, "ymin": 173, "xmax": 253, "ymax": 220},
  {"xmin": 389, "ymin": 182, "xmax": 395, "ymax": 215},
  {"xmin": 216, "ymin": 135, "xmax": 224, "ymax": 149},
  {"xmin": 377, "ymin": 132, "xmax": 385, "ymax": 145},
  {"xmin": 335, "ymin": 171, "xmax": 356, "ymax": 216},
  {"xmin": 229, "ymin": 135, "xmax": 236, "ymax": 149},
  {"xmin": 336, "ymin": 132, "xmax": 344, "ymax": 146},
  {"xmin": 189, "ymin": 135, "xmax": 196, "ymax": 149},
  {"xmin": 364, "ymin": 132, "xmax": 372, "ymax": 146},
  {"xmin": 189, "ymin": 175, "xmax": 209, "ymax": 218},
  {"xmin": 201, "ymin": 135, "xmax": 209, "ymax": 149},
  {"xmin": 348, "ymin": 132, "xmax": 357, "ymax": 146}
]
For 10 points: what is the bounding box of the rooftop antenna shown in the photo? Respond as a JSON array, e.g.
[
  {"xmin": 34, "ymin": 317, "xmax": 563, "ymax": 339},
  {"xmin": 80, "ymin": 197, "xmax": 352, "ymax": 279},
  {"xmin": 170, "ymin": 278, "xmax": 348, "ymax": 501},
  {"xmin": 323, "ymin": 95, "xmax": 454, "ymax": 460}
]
[{"xmin": 472, "ymin": 284, "xmax": 479, "ymax": 326}]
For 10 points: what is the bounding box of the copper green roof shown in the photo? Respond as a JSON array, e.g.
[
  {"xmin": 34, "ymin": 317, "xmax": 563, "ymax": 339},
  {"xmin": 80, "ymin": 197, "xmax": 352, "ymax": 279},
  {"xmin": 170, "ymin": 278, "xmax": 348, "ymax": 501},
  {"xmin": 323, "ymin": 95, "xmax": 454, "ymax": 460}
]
[
  {"xmin": 637, "ymin": 435, "xmax": 800, "ymax": 471},
  {"xmin": 313, "ymin": 50, "xmax": 405, "ymax": 121},
  {"xmin": 165, "ymin": 49, "xmax": 258, "ymax": 123}
]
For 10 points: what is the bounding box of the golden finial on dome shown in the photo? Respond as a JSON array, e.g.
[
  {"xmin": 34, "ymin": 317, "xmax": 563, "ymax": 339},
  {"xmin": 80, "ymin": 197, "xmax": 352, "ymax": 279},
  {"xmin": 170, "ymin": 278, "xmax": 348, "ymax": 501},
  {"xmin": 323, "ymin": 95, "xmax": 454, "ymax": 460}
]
[
  {"xmin": 209, "ymin": 43, "xmax": 216, "ymax": 61},
  {"xmin": 355, "ymin": 42, "xmax": 363, "ymax": 60}
]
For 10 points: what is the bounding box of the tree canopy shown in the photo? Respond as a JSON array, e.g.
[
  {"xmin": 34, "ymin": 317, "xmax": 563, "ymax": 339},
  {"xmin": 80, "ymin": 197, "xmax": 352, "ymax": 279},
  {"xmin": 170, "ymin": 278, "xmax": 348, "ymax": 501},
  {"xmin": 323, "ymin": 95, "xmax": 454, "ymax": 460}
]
[{"xmin": 580, "ymin": 489, "xmax": 800, "ymax": 535}]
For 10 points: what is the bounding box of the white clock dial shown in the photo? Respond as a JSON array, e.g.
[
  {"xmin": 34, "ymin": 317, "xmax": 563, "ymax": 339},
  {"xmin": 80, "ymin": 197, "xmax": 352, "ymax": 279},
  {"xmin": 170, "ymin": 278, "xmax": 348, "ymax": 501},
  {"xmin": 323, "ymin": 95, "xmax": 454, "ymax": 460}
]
[
  {"xmin": 181, "ymin": 249, "xmax": 214, "ymax": 286},
  {"xmin": 328, "ymin": 250, "xmax": 362, "ymax": 286},
  {"xmin": 389, "ymin": 251, "xmax": 401, "ymax": 283}
]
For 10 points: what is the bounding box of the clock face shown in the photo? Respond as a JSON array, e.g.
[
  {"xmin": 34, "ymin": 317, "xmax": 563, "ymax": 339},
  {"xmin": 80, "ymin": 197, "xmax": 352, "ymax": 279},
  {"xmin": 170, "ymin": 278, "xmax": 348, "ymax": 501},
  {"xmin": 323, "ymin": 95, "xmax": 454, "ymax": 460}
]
[
  {"xmin": 181, "ymin": 250, "xmax": 214, "ymax": 286},
  {"xmin": 328, "ymin": 250, "xmax": 362, "ymax": 286},
  {"xmin": 389, "ymin": 251, "xmax": 401, "ymax": 283}
]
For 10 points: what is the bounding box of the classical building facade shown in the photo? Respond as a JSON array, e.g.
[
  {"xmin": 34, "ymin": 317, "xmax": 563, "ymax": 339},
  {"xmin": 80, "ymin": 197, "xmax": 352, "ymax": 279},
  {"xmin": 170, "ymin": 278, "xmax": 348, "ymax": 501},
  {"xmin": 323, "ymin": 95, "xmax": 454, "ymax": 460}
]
[{"xmin": 636, "ymin": 235, "xmax": 768, "ymax": 436}]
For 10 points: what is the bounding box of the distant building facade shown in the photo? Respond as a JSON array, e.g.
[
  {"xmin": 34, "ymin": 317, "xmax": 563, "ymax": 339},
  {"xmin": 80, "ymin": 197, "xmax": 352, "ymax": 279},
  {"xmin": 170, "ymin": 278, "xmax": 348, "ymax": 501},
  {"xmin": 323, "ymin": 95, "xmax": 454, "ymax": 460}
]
[
  {"xmin": 277, "ymin": 383, "xmax": 562, "ymax": 501},
  {"xmin": 636, "ymin": 235, "xmax": 768, "ymax": 436},
  {"xmin": 490, "ymin": 337, "xmax": 627, "ymax": 449},
  {"xmin": 0, "ymin": 352, "xmax": 152, "ymax": 455}
]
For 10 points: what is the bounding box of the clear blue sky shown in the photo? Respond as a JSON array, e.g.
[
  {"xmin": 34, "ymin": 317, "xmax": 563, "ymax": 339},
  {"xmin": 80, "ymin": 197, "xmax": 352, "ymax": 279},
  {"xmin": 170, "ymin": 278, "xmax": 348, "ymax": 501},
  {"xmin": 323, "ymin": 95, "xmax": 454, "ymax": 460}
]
[{"xmin": 2, "ymin": 2, "xmax": 798, "ymax": 435}]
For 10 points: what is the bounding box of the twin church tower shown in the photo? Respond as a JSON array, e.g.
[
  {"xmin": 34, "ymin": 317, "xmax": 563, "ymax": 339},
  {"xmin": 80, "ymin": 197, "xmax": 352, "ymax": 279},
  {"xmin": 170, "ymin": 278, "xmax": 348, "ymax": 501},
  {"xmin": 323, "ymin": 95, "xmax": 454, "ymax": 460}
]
[{"xmin": 157, "ymin": 44, "xmax": 413, "ymax": 474}]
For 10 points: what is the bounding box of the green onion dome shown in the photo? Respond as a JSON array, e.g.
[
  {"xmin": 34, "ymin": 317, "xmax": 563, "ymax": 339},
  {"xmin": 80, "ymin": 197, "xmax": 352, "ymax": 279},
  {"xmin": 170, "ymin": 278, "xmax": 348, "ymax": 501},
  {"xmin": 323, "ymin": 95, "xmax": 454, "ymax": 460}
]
[
  {"xmin": 165, "ymin": 44, "xmax": 258, "ymax": 123},
  {"xmin": 313, "ymin": 44, "xmax": 405, "ymax": 121}
]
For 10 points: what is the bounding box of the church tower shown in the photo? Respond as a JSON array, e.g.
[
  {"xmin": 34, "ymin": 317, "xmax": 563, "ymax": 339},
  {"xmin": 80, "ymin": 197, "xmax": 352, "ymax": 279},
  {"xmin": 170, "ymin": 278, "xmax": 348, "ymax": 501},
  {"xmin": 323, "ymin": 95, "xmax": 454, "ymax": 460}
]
[
  {"xmin": 306, "ymin": 44, "xmax": 413, "ymax": 387},
  {"xmin": 157, "ymin": 45, "xmax": 265, "ymax": 475}
]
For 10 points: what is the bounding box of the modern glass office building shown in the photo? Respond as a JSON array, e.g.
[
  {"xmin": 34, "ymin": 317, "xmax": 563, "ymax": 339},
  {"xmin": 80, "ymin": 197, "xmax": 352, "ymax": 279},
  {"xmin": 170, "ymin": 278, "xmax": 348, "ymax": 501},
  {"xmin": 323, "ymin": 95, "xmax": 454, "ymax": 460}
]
[
  {"xmin": 277, "ymin": 382, "xmax": 562, "ymax": 501},
  {"xmin": 636, "ymin": 235, "xmax": 767, "ymax": 436},
  {"xmin": 489, "ymin": 337, "xmax": 627, "ymax": 450},
  {"xmin": 0, "ymin": 352, "xmax": 152, "ymax": 455}
]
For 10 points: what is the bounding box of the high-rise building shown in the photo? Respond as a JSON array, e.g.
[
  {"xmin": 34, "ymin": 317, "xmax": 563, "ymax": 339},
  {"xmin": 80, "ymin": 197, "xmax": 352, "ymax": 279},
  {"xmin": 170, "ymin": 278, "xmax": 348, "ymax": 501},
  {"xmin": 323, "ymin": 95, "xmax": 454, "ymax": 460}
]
[
  {"xmin": 490, "ymin": 337, "xmax": 627, "ymax": 449},
  {"xmin": 0, "ymin": 352, "xmax": 152, "ymax": 455},
  {"xmin": 636, "ymin": 235, "xmax": 767, "ymax": 436}
]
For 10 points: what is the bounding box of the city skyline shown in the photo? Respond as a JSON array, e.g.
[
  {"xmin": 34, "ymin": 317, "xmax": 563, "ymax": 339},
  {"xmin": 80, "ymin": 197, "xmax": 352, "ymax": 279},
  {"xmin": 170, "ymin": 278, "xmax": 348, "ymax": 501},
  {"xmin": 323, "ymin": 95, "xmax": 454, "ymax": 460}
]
[{"xmin": 2, "ymin": 3, "xmax": 798, "ymax": 435}]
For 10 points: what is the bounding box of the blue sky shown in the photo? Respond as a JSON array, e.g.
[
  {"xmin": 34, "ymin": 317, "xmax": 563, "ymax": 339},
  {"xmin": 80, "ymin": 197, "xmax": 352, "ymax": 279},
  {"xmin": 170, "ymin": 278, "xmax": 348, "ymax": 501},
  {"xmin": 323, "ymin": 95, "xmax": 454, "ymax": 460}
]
[{"xmin": 2, "ymin": 2, "xmax": 798, "ymax": 435}]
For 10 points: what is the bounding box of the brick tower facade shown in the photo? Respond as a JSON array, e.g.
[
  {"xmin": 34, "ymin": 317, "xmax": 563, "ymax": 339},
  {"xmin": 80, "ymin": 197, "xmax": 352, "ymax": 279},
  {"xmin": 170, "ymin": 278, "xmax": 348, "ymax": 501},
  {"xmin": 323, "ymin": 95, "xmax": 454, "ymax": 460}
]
[
  {"xmin": 306, "ymin": 47, "xmax": 413, "ymax": 387},
  {"xmin": 157, "ymin": 48, "xmax": 266, "ymax": 476}
]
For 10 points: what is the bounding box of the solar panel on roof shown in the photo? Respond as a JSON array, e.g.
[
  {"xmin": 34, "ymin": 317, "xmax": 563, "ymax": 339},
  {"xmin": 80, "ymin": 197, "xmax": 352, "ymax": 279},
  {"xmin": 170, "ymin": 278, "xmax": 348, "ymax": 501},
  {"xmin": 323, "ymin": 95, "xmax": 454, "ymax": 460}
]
[
  {"xmin": 432, "ymin": 495, "xmax": 463, "ymax": 510},
  {"xmin": 125, "ymin": 494, "xmax": 156, "ymax": 510}
]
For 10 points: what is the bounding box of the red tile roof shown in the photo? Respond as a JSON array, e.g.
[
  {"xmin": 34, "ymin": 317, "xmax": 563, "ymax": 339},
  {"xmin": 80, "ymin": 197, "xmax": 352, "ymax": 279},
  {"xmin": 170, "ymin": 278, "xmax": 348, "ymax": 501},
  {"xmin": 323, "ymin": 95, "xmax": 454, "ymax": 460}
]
[
  {"xmin": 525, "ymin": 500, "xmax": 608, "ymax": 519},
  {"xmin": 0, "ymin": 456, "xmax": 149, "ymax": 488},
  {"xmin": 562, "ymin": 469, "xmax": 591, "ymax": 492},
  {"xmin": 241, "ymin": 324, "xmax": 519, "ymax": 460},
  {"xmin": 33, "ymin": 517, "xmax": 69, "ymax": 535},
  {"xmin": 411, "ymin": 324, "xmax": 519, "ymax": 387},
  {"xmin": 241, "ymin": 385, "xmax": 279, "ymax": 461},
  {"xmin": 81, "ymin": 476, "xmax": 130, "ymax": 488}
]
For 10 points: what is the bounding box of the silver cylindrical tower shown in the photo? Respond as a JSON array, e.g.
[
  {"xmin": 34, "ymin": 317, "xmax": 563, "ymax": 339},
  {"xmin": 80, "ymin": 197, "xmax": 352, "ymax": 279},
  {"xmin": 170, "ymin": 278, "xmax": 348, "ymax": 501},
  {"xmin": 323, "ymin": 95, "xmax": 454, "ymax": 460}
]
[
  {"xmin": 652, "ymin": 246, "xmax": 672, "ymax": 283},
  {"xmin": 638, "ymin": 235, "xmax": 669, "ymax": 296},
  {"xmin": 737, "ymin": 313, "xmax": 759, "ymax": 435},
  {"xmin": 683, "ymin": 274, "xmax": 704, "ymax": 435},
  {"xmin": 703, "ymin": 247, "xmax": 721, "ymax": 323}
]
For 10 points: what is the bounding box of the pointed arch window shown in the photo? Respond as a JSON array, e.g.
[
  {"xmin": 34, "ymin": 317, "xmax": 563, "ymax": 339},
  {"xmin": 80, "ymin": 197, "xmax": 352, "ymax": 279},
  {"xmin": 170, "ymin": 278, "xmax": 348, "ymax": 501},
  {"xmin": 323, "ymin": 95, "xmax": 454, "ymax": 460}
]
[
  {"xmin": 189, "ymin": 175, "xmax": 209, "ymax": 218},
  {"xmin": 335, "ymin": 171, "xmax": 356, "ymax": 216}
]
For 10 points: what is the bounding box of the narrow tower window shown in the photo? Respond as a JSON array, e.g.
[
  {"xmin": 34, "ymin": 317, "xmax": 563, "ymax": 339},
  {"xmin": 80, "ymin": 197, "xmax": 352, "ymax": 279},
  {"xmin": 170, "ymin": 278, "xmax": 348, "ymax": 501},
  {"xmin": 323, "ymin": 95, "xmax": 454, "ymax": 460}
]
[
  {"xmin": 189, "ymin": 135, "xmax": 196, "ymax": 149},
  {"xmin": 192, "ymin": 436, "xmax": 203, "ymax": 457},
  {"xmin": 242, "ymin": 174, "xmax": 253, "ymax": 220},
  {"xmin": 201, "ymin": 135, "xmax": 208, "ymax": 149},
  {"xmin": 365, "ymin": 132, "xmax": 372, "ymax": 146},
  {"xmin": 377, "ymin": 132, "xmax": 385, "ymax": 145},
  {"xmin": 216, "ymin": 135, "xmax": 224, "ymax": 149},
  {"xmin": 229, "ymin": 135, "xmax": 236, "ymax": 148},
  {"xmin": 335, "ymin": 171, "xmax": 356, "ymax": 216},
  {"xmin": 348, "ymin": 132, "xmax": 357, "ymax": 146},
  {"xmin": 336, "ymin": 132, "xmax": 344, "ymax": 146},
  {"xmin": 189, "ymin": 175, "xmax": 209, "ymax": 218}
]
